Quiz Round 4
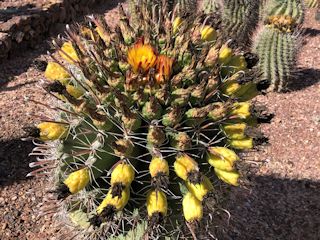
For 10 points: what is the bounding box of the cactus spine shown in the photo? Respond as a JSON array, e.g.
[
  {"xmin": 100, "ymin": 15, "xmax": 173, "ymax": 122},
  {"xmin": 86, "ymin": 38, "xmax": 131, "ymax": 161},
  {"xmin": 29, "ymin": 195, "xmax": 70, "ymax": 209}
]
[{"xmin": 26, "ymin": 1, "xmax": 270, "ymax": 239}]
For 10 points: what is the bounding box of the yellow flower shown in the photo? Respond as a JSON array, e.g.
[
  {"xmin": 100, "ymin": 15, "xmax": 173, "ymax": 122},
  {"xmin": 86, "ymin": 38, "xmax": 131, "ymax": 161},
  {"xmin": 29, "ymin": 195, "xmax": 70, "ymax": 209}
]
[
  {"xmin": 155, "ymin": 55, "xmax": 174, "ymax": 83},
  {"xmin": 228, "ymin": 137, "xmax": 253, "ymax": 150},
  {"xmin": 230, "ymin": 102, "xmax": 251, "ymax": 119},
  {"xmin": 149, "ymin": 157, "xmax": 169, "ymax": 178},
  {"xmin": 207, "ymin": 147, "xmax": 239, "ymax": 171},
  {"xmin": 221, "ymin": 55, "xmax": 247, "ymax": 76},
  {"xmin": 186, "ymin": 176, "xmax": 213, "ymax": 201},
  {"xmin": 60, "ymin": 42, "xmax": 79, "ymax": 63},
  {"xmin": 44, "ymin": 62, "xmax": 70, "ymax": 84},
  {"xmin": 37, "ymin": 122, "xmax": 68, "ymax": 141},
  {"xmin": 66, "ymin": 85, "xmax": 84, "ymax": 99},
  {"xmin": 146, "ymin": 190, "xmax": 167, "ymax": 217},
  {"xmin": 173, "ymin": 17, "xmax": 183, "ymax": 34},
  {"xmin": 223, "ymin": 123, "xmax": 247, "ymax": 140},
  {"xmin": 111, "ymin": 162, "xmax": 135, "ymax": 187},
  {"xmin": 174, "ymin": 154, "xmax": 199, "ymax": 181},
  {"xmin": 97, "ymin": 187, "xmax": 130, "ymax": 214},
  {"xmin": 63, "ymin": 168, "xmax": 90, "ymax": 194},
  {"xmin": 127, "ymin": 42, "xmax": 157, "ymax": 73},
  {"xmin": 182, "ymin": 192, "xmax": 203, "ymax": 222},
  {"xmin": 214, "ymin": 168, "xmax": 240, "ymax": 186},
  {"xmin": 201, "ymin": 25, "xmax": 217, "ymax": 42},
  {"xmin": 218, "ymin": 44, "xmax": 233, "ymax": 65}
]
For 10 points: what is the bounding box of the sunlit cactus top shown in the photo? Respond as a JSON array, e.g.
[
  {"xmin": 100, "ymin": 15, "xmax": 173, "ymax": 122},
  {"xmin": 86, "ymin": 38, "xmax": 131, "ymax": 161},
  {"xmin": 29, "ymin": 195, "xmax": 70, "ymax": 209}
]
[{"xmin": 26, "ymin": 1, "xmax": 271, "ymax": 239}]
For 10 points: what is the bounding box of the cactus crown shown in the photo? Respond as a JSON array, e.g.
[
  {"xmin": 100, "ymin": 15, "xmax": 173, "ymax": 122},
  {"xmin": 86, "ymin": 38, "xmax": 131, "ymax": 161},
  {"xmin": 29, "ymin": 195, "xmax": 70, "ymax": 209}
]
[{"xmin": 27, "ymin": 1, "xmax": 270, "ymax": 239}]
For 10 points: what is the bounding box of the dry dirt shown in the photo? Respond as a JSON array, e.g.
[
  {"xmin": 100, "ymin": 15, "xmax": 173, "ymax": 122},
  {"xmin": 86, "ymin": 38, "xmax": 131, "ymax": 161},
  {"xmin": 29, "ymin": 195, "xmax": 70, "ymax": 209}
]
[{"xmin": 0, "ymin": 3, "xmax": 319, "ymax": 240}]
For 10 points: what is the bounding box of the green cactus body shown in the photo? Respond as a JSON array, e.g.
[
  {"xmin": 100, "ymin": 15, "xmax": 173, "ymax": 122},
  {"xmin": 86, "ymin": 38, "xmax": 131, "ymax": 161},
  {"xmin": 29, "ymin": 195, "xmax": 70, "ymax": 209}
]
[
  {"xmin": 26, "ymin": 1, "xmax": 270, "ymax": 239},
  {"xmin": 221, "ymin": 0, "xmax": 260, "ymax": 48},
  {"xmin": 253, "ymin": 27, "xmax": 297, "ymax": 92},
  {"xmin": 266, "ymin": 0, "xmax": 305, "ymax": 24},
  {"xmin": 201, "ymin": 0, "xmax": 222, "ymax": 14},
  {"xmin": 305, "ymin": 0, "xmax": 319, "ymax": 8}
]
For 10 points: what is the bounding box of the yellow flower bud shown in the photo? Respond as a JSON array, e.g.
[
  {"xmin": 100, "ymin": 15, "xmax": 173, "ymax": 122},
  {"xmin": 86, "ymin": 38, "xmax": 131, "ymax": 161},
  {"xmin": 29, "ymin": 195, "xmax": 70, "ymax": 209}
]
[
  {"xmin": 228, "ymin": 137, "xmax": 253, "ymax": 150},
  {"xmin": 60, "ymin": 42, "xmax": 79, "ymax": 63},
  {"xmin": 227, "ymin": 55, "xmax": 247, "ymax": 73},
  {"xmin": 149, "ymin": 157, "xmax": 169, "ymax": 178},
  {"xmin": 37, "ymin": 122, "xmax": 68, "ymax": 141},
  {"xmin": 214, "ymin": 168, "xmax": 240, "ymax": 186},
  {"xmin": 174, "ymin": 154, "xmax": 199, "ymax": 181},
  {"xmin": 201, "ymin": 25, "xmax": 217, "ymax": 42},
  {"xmin": 186, "ymin": 176, "xmax": 213, "ymax": 201},
  {"xmin": 97, "ymin": 187, "xmax": 130, "ymax": 214},
  {"xmin": 44, "ymin": 62, "xmax": 70, "ymax": 84},
  {"xmin": 173, "ymin": 17, "xmax": 183, "ymax": 34},
  {"xmin": 63, "ymin": 168, "xmax": 90, "ymax": 194},
  {"xmin": 66, "ymin": 85, "xmax": 84, "ymax": 99},
  {"xmin": 146, "ymin": 190, "xmax": 168, "ymax": 217},
  {"xmin": 207, "ymin": 147, "xmax": 239, "ymax": 171},
  {"xmin": 182, "ymin": 192, "xmax": 203, "ymax": 222},
  {"xmin": 218, "ymin": 44, "xmax": 233, "ymax": 65},
  {"xmin": 230, "ymin": 102, "xmax": 251, "ymax": 119},
  {"xmin": 233, "ymin": 82, "xmax": 259, "ymax": 101},
  {"xmin": 223, "ymin": 123, "xmax": 247, "ymax": 140},
  {"xmin": 111, "ymin": 162, "xmax": 135, "ymax": 187}
]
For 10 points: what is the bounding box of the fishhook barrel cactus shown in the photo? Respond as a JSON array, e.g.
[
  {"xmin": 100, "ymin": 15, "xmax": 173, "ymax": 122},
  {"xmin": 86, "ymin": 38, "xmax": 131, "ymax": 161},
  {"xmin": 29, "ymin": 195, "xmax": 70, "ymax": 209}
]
[{"xmin": 25, "ymin": 1, "xmax": 270, "ymax": 239}]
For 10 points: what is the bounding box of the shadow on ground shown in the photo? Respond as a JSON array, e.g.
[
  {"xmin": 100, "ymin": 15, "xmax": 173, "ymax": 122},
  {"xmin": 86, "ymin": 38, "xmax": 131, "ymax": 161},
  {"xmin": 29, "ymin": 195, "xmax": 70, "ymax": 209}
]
[
  {"xmin": 0, "ymin": 0, "xmax": 123, "ymax": 88},
  {"xmin": 302, "ymin": 27, "xmax": 320, "ymax": 37},
  {"xmin": 221, "ymin": 175, "xmax": 320, "ymax": 240},
  {"xmin": 0, "ymin": 139, "xmax": 36, "ymax": 187},
  {"xmin": 286, "ymin": 68, "xmax": 320, "ymax": 92}
]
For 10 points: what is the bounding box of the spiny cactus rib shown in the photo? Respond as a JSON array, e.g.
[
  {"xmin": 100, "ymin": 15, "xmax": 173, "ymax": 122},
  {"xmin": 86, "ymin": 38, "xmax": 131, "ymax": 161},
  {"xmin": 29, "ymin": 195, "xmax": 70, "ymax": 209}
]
[
  {"xmin": 201, "ymin": 0, "xmax": 222, "ymax": 14},
  {"xmin": 266, "ymin": 0, "xmax": 305, "ymax": 24},
  {"xmin": 253, "ymin": 27, "xmax": 298, "ymax": 92},
  {"xmin": 305, "ymin": 0, "xmax": 319, "ymax": 8},
  {"xmin": 221, "ymin": 0, "xmax": 260, "ymax": 48},
  {"xmin": 26, "ymin": 1, "xmax": 271, "ymax": 239}
]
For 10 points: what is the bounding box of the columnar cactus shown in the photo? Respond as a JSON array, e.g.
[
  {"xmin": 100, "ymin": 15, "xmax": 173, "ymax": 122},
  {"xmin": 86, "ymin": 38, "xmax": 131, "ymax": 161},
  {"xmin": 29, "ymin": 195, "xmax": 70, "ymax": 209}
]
[{"xmin": 26, "ymin": 1, "xmax": 270, "ymax": 239}]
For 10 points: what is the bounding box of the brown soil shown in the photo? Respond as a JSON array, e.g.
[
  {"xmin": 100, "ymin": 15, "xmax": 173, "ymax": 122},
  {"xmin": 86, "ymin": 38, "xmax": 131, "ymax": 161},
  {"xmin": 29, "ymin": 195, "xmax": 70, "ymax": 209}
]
[{"xmin": 0, "ymin": 4, "xmax": 319, "ymax": 240}]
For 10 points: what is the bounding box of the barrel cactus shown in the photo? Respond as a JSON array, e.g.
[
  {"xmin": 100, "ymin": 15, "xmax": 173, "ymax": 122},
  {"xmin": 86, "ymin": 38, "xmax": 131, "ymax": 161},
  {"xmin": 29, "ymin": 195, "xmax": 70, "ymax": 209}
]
[
  {"xmin": 266, "ymin": 0, "xmax": 305, "ymax": 24},
  {"xmin": 26, "ymin": 1, "xmax": 270, "ymax": 239},
  {"xmin": 220, "ymin": 0, "xmax": 260, "ymax": 48},
  {"xmin": 253, "ymin": 0, "xmax": 302, "ymax": 92},
  {"xmin": 305, "ymin": 0, "xmax": 319, "ymax": 8}
]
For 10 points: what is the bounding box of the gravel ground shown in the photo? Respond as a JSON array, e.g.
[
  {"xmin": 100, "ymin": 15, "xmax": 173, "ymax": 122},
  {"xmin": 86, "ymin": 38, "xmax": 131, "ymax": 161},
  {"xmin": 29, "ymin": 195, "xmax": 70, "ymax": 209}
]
[{"xmin": 0, "ymin": 4, "xmax": 319, "ymax": 240}]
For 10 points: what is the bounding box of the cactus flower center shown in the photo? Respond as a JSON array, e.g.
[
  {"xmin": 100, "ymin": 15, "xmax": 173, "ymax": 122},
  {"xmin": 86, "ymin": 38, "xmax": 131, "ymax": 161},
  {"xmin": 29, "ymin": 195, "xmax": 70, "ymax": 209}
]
[{"xmin": 127, "ymin": 42, "xmax": 157, "ymax": 73}]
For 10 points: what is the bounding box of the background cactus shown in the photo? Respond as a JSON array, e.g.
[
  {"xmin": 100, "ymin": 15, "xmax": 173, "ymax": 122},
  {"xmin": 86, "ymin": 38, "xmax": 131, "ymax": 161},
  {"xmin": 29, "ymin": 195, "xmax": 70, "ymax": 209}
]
[
  {"xmin": 26, "ymin": 1, "xmax": 271, "ymax": 239},
  {"xmin": 265, "ymin": 0, "xmax": 305, "ymax": 24},
  {"xmin": 304, "ymin": 0, "xmax": 319, "ymax": 8},
  {"xmin": 220, "ymin": 0, "xmax": 260, "ymax": 48},
  {"xmin": 253, "ymin": 0, "xmax": 302, "ymax": 92}
]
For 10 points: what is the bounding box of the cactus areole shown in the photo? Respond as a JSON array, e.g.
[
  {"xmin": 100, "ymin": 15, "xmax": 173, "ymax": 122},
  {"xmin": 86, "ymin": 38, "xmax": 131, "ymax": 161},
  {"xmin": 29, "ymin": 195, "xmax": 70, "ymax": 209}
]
[{"xmin": 26, "ymin": 1, "xmax": 270, "ymax": 239}]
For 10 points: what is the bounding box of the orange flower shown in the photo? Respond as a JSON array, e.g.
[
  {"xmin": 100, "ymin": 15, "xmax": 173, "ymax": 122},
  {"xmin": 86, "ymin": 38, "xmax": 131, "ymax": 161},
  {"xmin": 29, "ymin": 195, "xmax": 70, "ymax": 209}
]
[
  {"xmin": 127, "ymin": 42, "xmax": 157, "ymax": 73},
  {"xmin": 155, "ymin": 55, "xmax": 174, "ymax": 83}
]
